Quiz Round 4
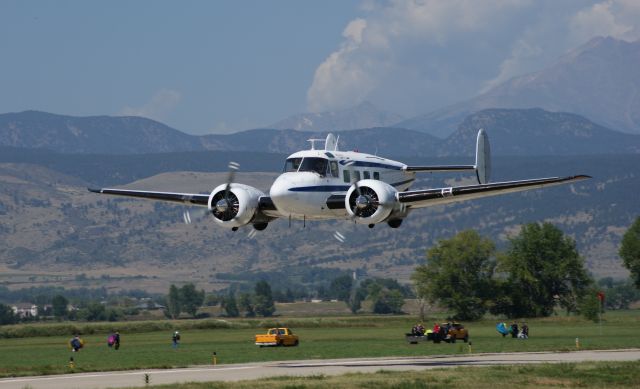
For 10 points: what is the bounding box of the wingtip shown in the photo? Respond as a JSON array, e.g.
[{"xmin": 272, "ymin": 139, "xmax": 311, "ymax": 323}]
[
  {"xmin": 574, "ymin": 174, "xmax": 592, "ymax": 180},
  {"xmin": 87, "ymin": 187, "xmax": 102, "ymax": 193}
]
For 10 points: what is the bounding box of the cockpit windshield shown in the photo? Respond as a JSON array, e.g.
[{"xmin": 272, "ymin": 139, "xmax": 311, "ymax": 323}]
[
  {"xmin": 283, "ymin": 158, "xmax": 302, "ymax": 172},
  {"xmin": 283, "ymin": 157, "xmax": 329, "ymax": 176},
  {"xmin": 299, "ymin": 157, "xmax": 329, "ymax": 175}
]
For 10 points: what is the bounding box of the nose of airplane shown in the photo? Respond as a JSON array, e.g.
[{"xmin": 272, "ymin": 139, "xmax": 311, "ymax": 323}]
[{"xmin": 269, "ymin": 174, "xmax": 292, "ymax": 212}]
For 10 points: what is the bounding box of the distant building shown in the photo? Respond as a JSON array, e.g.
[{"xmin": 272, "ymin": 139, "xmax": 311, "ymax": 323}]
[{"xmin": 11, "ymin": 303, "xmax": 38, "ymax": 318}]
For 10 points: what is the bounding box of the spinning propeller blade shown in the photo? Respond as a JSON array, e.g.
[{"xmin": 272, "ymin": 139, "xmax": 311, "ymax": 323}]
[
  {"xmin": 182, "ymin": 208, "xmax": 209, "ymax": 225},
  {"xmin": 333, "ymin": 231, "xmax": 347, "ymax": 243},
  {"xmin": 224, "ymin": 161, "xmax": 240, "ymax": 202}
]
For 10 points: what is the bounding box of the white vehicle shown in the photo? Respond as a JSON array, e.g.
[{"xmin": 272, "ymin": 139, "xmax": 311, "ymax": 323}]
[{"xmin": 89, "ymin": 130, "xmax": 589, "ymax": 232}]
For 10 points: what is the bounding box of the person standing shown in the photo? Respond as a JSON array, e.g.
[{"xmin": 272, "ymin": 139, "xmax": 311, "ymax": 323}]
[
  {"xmin": 172, "ymin": 331, "xmax": 180, "ymax": 348},
  {"xmin": 114, "ymin": 331, "xmax": 120, "ymax": 350},
  {"xmin": 521, "ymin": 323, "xmax": 529, "ymax": 339},
  {"xmin": 510, "ymin": 322, "xmax": 519, "ymax": 338}
]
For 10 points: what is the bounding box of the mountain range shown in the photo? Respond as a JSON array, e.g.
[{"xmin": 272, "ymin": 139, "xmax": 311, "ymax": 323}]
[
  {"xmin": 2, "ymin": 108, "xmax": 639, "ymax": 157},
  {"xmin": 396, "ymin": 37, "xmax": 640, "ymax": 137}
]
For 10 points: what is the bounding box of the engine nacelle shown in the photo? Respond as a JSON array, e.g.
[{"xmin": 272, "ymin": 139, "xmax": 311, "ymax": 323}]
[
  {"xmin": 345, "ymin": 180, "xmax": 399, "ymax": 225},
  {"xmin": 208, "ymin": 183, "xmax": 265, "ymax": 228}
]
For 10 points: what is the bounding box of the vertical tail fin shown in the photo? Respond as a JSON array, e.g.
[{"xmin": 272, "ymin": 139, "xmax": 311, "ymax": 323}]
[{"xmin": 475, "ymin": 129, "xmax": 491, "ymax": 184}]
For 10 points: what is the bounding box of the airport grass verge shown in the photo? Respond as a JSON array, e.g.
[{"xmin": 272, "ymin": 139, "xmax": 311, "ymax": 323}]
[
  {"xmin": 125, "ymin": 361, "xmax": 640, "ymax": 388},
  {"xmin": 0, "ymin": 311, "xmax": 639, "ymax": 377}
]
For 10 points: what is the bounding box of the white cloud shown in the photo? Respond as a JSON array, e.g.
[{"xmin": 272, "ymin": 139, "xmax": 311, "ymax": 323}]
[
  {"xmin": 570, "ymin": 0, "xmax": 640, "ymax": 43},
  {"xmin": 307, "ymin": 0, "xmax": 640, "ymax": 115},
  {"xmin": 121, "ymin": 89, "xmax": 182, "ymax": 121}
]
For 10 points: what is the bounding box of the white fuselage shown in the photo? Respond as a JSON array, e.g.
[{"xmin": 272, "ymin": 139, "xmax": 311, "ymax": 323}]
[{"xmin": 268, "ymin": 149, "xmax": 415, "ymax": 220}]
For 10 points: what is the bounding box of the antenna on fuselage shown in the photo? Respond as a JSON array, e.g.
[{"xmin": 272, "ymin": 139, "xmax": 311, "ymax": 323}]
[{"xmin": 307, "ymin": 138, "xmax": 323, "ymax": 150}]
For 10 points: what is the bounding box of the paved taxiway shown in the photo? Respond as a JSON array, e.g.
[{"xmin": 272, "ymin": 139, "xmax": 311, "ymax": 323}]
[{"xmin": 1, "ymin": 349, "xmax": 639, "ymax": 389}]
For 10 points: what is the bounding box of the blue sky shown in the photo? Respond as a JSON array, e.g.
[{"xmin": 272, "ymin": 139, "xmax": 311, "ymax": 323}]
[{"xmin": 2, "ymin": 1, "xmax": 640, "ymax": 134}]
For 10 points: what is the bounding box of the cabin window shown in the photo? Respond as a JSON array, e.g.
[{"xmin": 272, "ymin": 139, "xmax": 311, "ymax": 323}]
[
  {"xmin": 343, "ymin": 170, "xmax": 351, "ymax": 183},
  {"xmin": 373, "ymin": 172, "xmax": 380, "ymax": 180},
  {"xmin": 329, "ymin": 161, "xmax": 339, "ymax": 177},
  {"xmin": 363, "ymin": 171, "xmax": 370, "ymax": 179},
  {"xmin": 283, "ymin": 158, "xmax": 302, "ymax": 172},
  {"xmin": 299, "ymin": 157, "xmax": 328, "ymax": 176},
  {"xmin": 354, "ymin": 171, "xmax": 361, "ymax": 181}
]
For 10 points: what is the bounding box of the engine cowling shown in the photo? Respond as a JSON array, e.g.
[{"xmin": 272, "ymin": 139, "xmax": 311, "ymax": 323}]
[
  {"xmin": 208, "ymin": 183, "xmax": 265, "ymax": 228},
  {"xmin": 345, "ymin": 180, "xmax": 399, "ymax": 225}
]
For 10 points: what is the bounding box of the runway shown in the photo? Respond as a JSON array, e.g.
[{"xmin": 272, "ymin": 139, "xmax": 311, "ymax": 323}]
[{"xmin": 1, "ymin": 349, "xmax": 639, "ymax": 389}]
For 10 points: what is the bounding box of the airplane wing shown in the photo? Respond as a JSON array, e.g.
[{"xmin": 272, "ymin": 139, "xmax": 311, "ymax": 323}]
[
  {"xmin": 87, "ymin": 188, "xmax": 279, "ymax": 212},
  {"xmin": 398, "ymin": 175, "xmax": 590, "ymax": 209},
  {"xmin": 88, "ymin": 188, "xmax": 210, "ymax": 206}
]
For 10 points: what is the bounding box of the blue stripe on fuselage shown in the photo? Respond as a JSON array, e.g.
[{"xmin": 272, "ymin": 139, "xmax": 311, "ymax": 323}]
[
  {"xmin": 288, "ymin": 185, "xmax": 351, "ymax": 192},
  {"xmin": 288, "ymin": 179, "xmax": 414, "ymax": 192}
]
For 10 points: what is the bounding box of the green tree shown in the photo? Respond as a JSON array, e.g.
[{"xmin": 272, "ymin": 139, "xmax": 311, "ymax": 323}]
[
  {"xmin": 497, "ymin": 222, "xmax": 593, "ymax": 317},
  {"xmin": 180, "ymin": 283, "xmax": 205, "ymax": 317},
  {"xmin": 204, "ymin": 294, "xmax": 220, "ymax": 306},
  {"xmin": 238, "ymin": 293, "xmax": 255, "ymax": 317},
  {"xmin": 578, "ymin": 288, "xmax": 601, "ymax": 322},
  {"xmin": 0, "ymin": 303, "xmax": 17, "ymax": 325},
  {"xmin": 221, "ymin": 292, "xmax": 239, "ymax": 317},
  {"xmin": 329, "ymin": 275, "xmax": 354, "ymax": 301},
  {"xmin": 348, "ymin": 288, "xmax": 365, "ymax": 314},
  {"xmin": 372, "ymin": 289, "xmax": 405, "ymax": 314},
  {"xmin": 254, "ymin": 280, "xmax": 275, "ymax": 317},
  {"xmin": 412, "ymin": 230, "xmax": 496, "ymax": 320},
  {"xmin": 78, "ymin": 302, "xmax": 106, "ymax": 321},
  {"xmin": 285, "ymin": 288, "xmax": 295, "ymax": 303},
  {"xmin": 51, "ymin": 294, "xmax": 68, "ymax": 320},
  {"xmin": 620, "ymin": 217, "xmax": 640, "ymax": 288},
  {"xmin": 166, "ymin": 284, "xmax": 181, "ymax": 319}
]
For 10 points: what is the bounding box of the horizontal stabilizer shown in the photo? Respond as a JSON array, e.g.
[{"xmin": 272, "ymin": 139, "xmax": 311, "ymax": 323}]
[{"xmin": 403, "ymin": 165, "xmax": 475, "ymax": 173}]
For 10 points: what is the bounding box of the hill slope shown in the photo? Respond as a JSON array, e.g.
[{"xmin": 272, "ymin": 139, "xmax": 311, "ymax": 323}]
[
  {"xmin": 441, "ymin": 108, "xmax": 640, "ymax": 156},
  {"xmin": 0, "ymin": 111, "xmax": 204, "ymax": 153}
]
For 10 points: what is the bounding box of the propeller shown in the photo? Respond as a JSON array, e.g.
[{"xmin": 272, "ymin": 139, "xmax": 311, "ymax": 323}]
[
  {"xmin": 182, "ymin": 162, "xmax": 241, "ymax": 225},
  {"xmin": 333, "ymin": 230, "xmax": 347, "ymax": 243},
  {"xmin": 349, "ymin": 186, "xmax": 380, "ymax": 218},
  {"xmin": 211, "ymin": 162, "xmax": 241, "ymax": 221}
]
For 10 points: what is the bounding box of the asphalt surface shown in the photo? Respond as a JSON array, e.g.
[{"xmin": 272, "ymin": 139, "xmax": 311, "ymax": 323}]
[{"xmin": 1, "ymin": 349, "xmax": 639, "ymax": 389}]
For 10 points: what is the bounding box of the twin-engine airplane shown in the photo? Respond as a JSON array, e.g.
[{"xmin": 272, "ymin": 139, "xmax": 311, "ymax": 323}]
[{"xmin": 89, "ymin": 130, "xmax": 589, "ymax": 232}]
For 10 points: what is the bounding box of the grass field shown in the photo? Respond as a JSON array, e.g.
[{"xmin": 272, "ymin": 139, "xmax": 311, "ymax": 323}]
[
  {"xmin": 1, "ymin": 311, "xmax": 639, "ymax": 377},
  {"xmin": 125, "ymin": 362, "xmax": 640, "ymax": 388}
]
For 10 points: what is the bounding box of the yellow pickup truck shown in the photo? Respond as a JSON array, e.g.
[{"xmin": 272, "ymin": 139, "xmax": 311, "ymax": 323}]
[{"xmin": 255, "ymin": 328, "xmax": 299, "ymax": 347}]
